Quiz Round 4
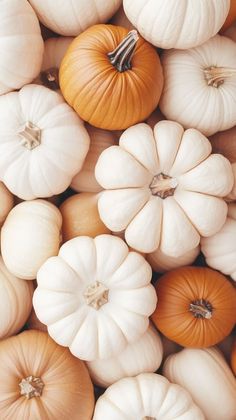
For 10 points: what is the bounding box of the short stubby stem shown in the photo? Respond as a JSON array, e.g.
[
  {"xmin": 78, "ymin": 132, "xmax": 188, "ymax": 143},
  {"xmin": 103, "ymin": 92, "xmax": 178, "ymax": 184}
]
[
  {"xmin": 189, "ymin": 299, "xmax": 213, "ymax": 319},
  {"xmin": 150, "ymin": 173, "xmax": 178, "ymax": 199},
  {"xmin": 84, "ymin": 281, "xmax": 109, "ymax": 310},
  {"xmin": 143, "ymin": 417, "xmax": 156, "ymax": 420},
  {"xmin": 18, "ymin": 121, "xmax": 41, "ymax": 150},
  {"xmin": 40, "ymin": 67, "xmax": 59, "ymax": 90},
  {"xmin": 19, "ymin": 375, "xmax": 44, "ymax": 399},
  {"xmin": 204, "ymin": 66, "xmax": 236, "ymax": 88},
  {"xmin": 108, "ymin": 30, "xmax": 139, "ymax": 72}
]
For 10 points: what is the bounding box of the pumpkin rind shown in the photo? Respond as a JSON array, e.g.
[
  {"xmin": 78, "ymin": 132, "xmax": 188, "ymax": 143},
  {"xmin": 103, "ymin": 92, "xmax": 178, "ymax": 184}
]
[
  {"xmin": 147, "ymin": 246, "xmax": 200, "ymax": 273},
  {"xmin": 0, "ymin": 182, "xmax": 14, "ymax": 227}
]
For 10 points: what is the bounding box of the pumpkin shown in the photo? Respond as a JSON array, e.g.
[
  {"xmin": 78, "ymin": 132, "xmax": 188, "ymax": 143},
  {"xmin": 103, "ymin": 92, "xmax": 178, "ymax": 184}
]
[
  {"xmin": 163, "ymin": 347, "xmax": 236, "ymax": 420},
  {"xmin": 123, "ymin": 0, "xmax": 230, "ymax": 49},
  {"xmin": 0, "ymin": 0, "xmax": 44, "ymax": 95},
  {"xmin": 201, "ymin": 203, "xmax": 236, "ymax": 280},
  {"xmin": 86, "ymin": 324, "xmax": 163, "ymax": 387},
  {"xmin": 26, "ymin": 308, "xmax": 47, "ymax": 333},
  {"xmin": 0, "ymin": 84, "xmax": 90, "ymax": 200},
  {"xmin": 29, "ymin": 0, "xmax": 121, "ymax": 36},
  {"xmin": 0, "ymin": 257, "xmax": 33, "ymax": 339},
  {"xmin": 159, "ymin": 35, "xmax": 236, "ymax": 137},
  {"xmin": 151, "ymin": 266, "xmax": 236, "ymax": 348},
  {"xmin": 60, "ymin": 192, "xmax": 110, "ymax": 242},
  {"xmin": 231, "ymin": 339, "xmax": 236, "ymax": 375},
  {"xmin": 0, "ymin": 182, "xmax": 14, "ymax": 227},
  {"xmin": 71, "ymin": 124, "xmax": 118, "ymax": 193},
  {"xmin": 221, "ymin": 1, "xmax": 236, "ymax": 32},
  {"xmin": 110, "ymin": 5, "xmax": 134, "ymax": 31},
  {"xmin": 59, "ymin": 24, "xmax": 164, "ymax": 130},
  {"xmin": 33, "ymin": 234, "xmax": 157, "ymax": 361},
  {"xmin": 95, "ymin": 120, "xmax": 233, "ymax": 255},
  {"xmin": 147, "ymin": 246, "xmax": 200, "ymax": 273},
  {"xmin": 93, "ymin": 373, "xmax": 205, "ymax": 419},
  {"xmin": 209, "ymin": 125, "xmax": 236, "ymax": 163},
  {"xmin": 0, "ymin": 330, "xmax": 94, "ymax": 419},
  {"xmin": 226, "ymin": 163, "xmax": 236, "ymax": 201},
  {"xmin": 1, "ymin": 199, "xmax": 62, "ymax": 280}
]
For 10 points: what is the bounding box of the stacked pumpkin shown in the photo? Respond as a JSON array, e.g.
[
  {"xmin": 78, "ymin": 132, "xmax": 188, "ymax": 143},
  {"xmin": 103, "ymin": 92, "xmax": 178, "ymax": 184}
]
[{"xmin": 0, "ymin": 1, "xmax": 236, "ymax": 419}]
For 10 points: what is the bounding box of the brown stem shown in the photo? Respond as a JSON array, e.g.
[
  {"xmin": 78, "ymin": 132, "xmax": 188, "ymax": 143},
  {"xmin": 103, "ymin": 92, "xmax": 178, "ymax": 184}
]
[
  {"xmin": 108, "ymin": 30, "xmax": 139, "ymax": 72},
  {"xmin": 143, "ymin": 417, "xmax": 156, "ymax": 420},
  {"xmin": 19, "ymin": 375, "xmax": 44, "ymax": 399},
  {"xmin": 189, "ymin": 299, "xmax": 213, "ymax": 319},
  {"xmin": 149, "ymin": 173, "xmax": 178, "ymax": 199},
  {"xmin": 204, "ymin": 66, "xmax": 236, "ymax": 88},
  {"xmin": 18, "ymin": 122, "xmax": 41, "ymax": 150},
  {"xmin": 84, "ymin": 281, "xmax": 109, "ymax": 310},
  {"xmin": 40, "ymin": 67, "xmax": 59, "ymax": 90}
]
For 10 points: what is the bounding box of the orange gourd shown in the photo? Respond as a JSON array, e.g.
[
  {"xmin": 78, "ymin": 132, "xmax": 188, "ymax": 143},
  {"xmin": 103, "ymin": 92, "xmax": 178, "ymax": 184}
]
[
  {"xmin": 151, "ymin": 266, "xmax": 236, "ymax": 348},
  {"xmin": 221, "ymin": 0, "xmax": 236, "ymax": 32},
  {"xmin": 59, "ymin": 24, "xmax": 163, "ymax": 130},
  {"xmin": 231, "ymin": 338, "xmax": 236, "ymax": 375}
]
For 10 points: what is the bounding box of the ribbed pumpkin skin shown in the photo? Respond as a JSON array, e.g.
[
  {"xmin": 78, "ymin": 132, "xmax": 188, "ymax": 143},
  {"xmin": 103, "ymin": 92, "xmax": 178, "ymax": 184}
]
[
  {"xmin": 151, "ymin": 266, "xmax": 236, "ymax": 348},
  {"xmin": 59, "ymin": 24, "xmax": 163, "ymax": 130}
]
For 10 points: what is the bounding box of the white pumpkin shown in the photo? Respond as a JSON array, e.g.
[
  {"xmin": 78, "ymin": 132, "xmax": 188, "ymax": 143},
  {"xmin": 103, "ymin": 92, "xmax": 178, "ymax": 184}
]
[
  {"xmin": 29, "ymin": 0, "xmax": 122, "ymax": 36},
  {"xmin": 95, "ymin": 121, "xmax": 233, "ymax": 255},
  {"xmin": 160, "ymin": 35, "xmax": 236, "ymax": 137},
  {"xmin": 123, "ymin": 0, "xmax": 230, "ymax": 49},
  {"xmin": 86, "ymin": 324, "xmax": 163, "ymax": 387},
  {"xmin": 226, "ymin": 163, "xmax": 236, "ymax": 201},
  {"xmin": 33, "ymin": 234, "xmax": 157, "ymax": 361},
  {"xmin": 163, "ymin": 347, "xmax": 236, "ymax": 420},
  {"xmin": 147, "ymin": 246, "xmax": 200, "ymax": 273},
  {"xmin": 0, "ymin": 182, "xmax": 14, "ymax": 227},
  {"xmin": 1, "ymin": 199, "xmax": 62, "ymax": 280},
  {"xmin": 201, "ymin": 203, "xmax": 236, "ymax": 280},
  {"xmin": 0, "ymin": 257, "xmax": 33, "ymax": 339},
  {"xmin": 93, "ymin": 373, "xmax": 205, "ymax": 419},
  {"xmin": 0, "ymin": 84, "xmax": 90, "ymax": 200},
  {"xmin": 0, "ymin": 0, "xmax": 44, "ymax": 95}
]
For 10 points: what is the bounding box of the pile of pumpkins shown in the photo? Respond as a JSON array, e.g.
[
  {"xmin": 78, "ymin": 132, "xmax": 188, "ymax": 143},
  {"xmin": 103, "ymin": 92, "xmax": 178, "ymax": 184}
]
[{"xmin": 0, "ymin": 0, "xmax": 236, "ymax": 419}]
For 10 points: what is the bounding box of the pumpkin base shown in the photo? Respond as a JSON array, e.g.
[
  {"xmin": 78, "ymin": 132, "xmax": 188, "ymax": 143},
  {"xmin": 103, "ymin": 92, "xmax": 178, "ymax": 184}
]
[
  {"xmin": 189, "ymin": 299, "xmax": 213, "ymax": 319},
  {"xmin": 84, "ymin": 281, "xmax": 109, "ymax": 310},
  {"xmin": 18, "ymin": 121, "xmax": 41, "ymax": 150}
]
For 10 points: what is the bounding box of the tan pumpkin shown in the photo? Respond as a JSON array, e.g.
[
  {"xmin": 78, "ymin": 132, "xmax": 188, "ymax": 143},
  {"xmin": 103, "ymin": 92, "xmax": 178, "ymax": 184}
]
[
  {"xmin": 147, "ymin": 245, "xmax": 200, "ymax": 273},
  {"xmin": 231, "ymin": 339, "xmax": 236, "ymax": 375},
  {"xmin": 0, "ymin": 330, "xmax": 94, "ymax": 419},
  {"xmin": 0, "ymin": 182, "xmax": 14, "ymax": 227}
]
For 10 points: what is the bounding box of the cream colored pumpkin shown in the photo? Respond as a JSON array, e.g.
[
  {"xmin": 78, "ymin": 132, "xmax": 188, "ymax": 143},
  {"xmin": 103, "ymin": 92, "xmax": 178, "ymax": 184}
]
[
  {"xmin": 123, "ymin": 0, "xmax": 230, "ymax": 49},
  {"xmin": 0, "ymin": 84, "xmax": 90, "ymax": 200},
  {"xmin": 29, "ymin": 0, "xmax": 121, "ymax": 36},
  {"xmin": 160, "ymin": 35, "xmax": 236, "ymax": 137},
  {"xmin": 93, "ymin": 373, "xmax": 205, "ymax": 419},
  {"xmin": 33, "ymin": 234, "xmax": 157, "ymax": 361},
  {"xmin": 86, "ymin": 324, "xmax": 163, "ymax": 387},
  {"xmin": 0, "ymin": 0, "xmax": 44, "ymax": 95},
  {"xmin": 201, "ymin": 203, "xmax": 236, "ymax": 280},
  {"xmin": 0, "ymin": 182, "xmax": 14, "ymax": 227},
  {"xmin": 147, "ymin": 246, "xmax": 200, "ymax": 273},
  {"xmin": 95, "ymin": 121, "xmax": 233, "ymax": 255},
  {"xmin": 1, "ymin": 200, "xmax": 62, "ymax": 280},
  {"xmin": 226, "ymin": 163, "xmax": 236, "ymax": 201},
  {"xmin": 0, "ymin": 257, "xmax": 33, "ymax": 339},
  {"xmin": 163, "ymin": 347, "xmax": 236, "ymax": 420}
]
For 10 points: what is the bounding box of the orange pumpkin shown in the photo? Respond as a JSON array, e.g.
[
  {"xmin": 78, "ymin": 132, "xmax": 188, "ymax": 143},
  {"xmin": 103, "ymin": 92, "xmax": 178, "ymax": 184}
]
[
  {"xmin": 151, "ymin": 266, "xmax": 236, "ymax": 348},
  {"xmin": 0, "ymin": 330, "xmax": 94, "ymax": 419},
  {"xmin": 221, "ymin": 0, "xmax": 236, "ymax": 32},
  {"xmin": 59, "ymin": 24, "xmax": 163, "ymax": 130},
  {"xmin": 231, "ymin": 338, "xmax": 236, "ymax": 375}
]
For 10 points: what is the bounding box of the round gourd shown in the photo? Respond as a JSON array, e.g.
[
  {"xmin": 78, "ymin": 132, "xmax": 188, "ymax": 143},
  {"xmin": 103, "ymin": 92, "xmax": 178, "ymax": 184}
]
[
  {"xmin": 0, "ymin": 0, "xmax": 44, "ymax": 95},
  {"xmin": 1, "ymin": 199, "xmax": 62, "ymax": 280},
  {"xmin": 29, "ymin": 0, "xmax": 121, "ymax": 36},
  {"xmin": 221, "ymin": 1, "xmax": 236, "ymax": 32},
  {"xmin": 0, "ymin": 330, "xmax": 94, "ymax": 419},
  {"xmin": 209, "ymin": 126, "xmax": 236, "ymax": 162},
  {"xmin": 231, "ymin": 339, "xmax": 236, "ymax": 375},
  {"xmin": 160, "ymin": 35, "xmax": 236, "ymax": 137},
  {"xmin": 33, "ymin": 234, "xmax": 157, "ymax": 361},
  {"xmin": 201, "ymin": 203, "xmax": 236, "ymax": 280},
  {"xmin": 147, "ymin": 246, "xmax": 200, "ymax": 273},
  {"xmin": 123, "ymin": 0, "xmax": 230, "ymax": 49},
  {"xmin": 60, "ymin": 192, "xmax": 110, "ymax": 242},
  {"xmin": 151, "ymin": 266, "xmax": 236, "ymax": 348},
  {"xmin": 0, "ymin": 257, "xmax": 33, "ymax": 339},
  {"xmin": 163, "ymin": 347, "xmax": 236, "ymax": 420},
  {"xmin": 93, "ymin": 373, "xmax": 205, "ymax": 419},
  {"xmin": 86, "ymin": 324, "xmax": 163, "ymax": 387},
  {"xmin": 0, "ymin": 182, "xmax": 14, "ymax": 227},
  {"xmin": 59, "ymin": 24, "xmax": 164, "ymax": 130},
  {"xmin": 95, "ymin": 120, "xmax": 233, "ymax": 255},
  {"xmin": 0, "ymin": 84, "xmax": 90, "ymax": 200}
]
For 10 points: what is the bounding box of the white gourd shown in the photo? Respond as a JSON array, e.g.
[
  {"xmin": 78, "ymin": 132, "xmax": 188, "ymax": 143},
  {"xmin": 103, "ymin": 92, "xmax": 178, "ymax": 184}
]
[{"xmin": 147, "ymin": 246, "xmax": 200, "ymax": 273}]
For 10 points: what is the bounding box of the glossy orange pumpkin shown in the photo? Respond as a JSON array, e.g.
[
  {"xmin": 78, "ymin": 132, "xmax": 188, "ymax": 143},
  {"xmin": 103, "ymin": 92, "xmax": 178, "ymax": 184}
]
[
  {"xmin": 59, "ymin": 24, "xmax": 163, "ymax": 130},
  {"xmin": 151, "ymin": 266, "xmax": 236, "ymax": 348},
  {"xmin": 231, "ymin": 338, "xmax": 236, "ymax": 375},
  {"xmin": 221, "ymin": 0, "xmax": 236, "ymax": 32}
]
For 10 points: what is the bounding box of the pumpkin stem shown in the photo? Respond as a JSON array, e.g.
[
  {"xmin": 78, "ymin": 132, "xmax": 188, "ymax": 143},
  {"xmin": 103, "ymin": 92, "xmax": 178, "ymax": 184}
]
[
  {"xmin": 19, "ymin": 375, "xmax": 44, "ymax": 399},
  {"xmin": 108, "ymin": 30, "xmax": 139, "ymax": 72},
  {"xmin": 204, "ymin": 66, "xmax": 236, "ymax": 88},
  {"xmin": 143, "ymin": 417, "xmax": 156, "ymax": 420},
  {"xmin": 84, "ymin": 281, "xmax": 109, "ymax": 310},
  {"xmin": 40, "ymin": 67, "xmax": 59, "ymax": 90},
  {"xmin": 18, "ymin": 122, "xmax": 41, "ymax": 150},
  {"xmin": 189, "ymin": 299, "xmax": 213, "ymax": 319},
  {"xmin": 150, "ymin": 173, "xmax": 178, "ymax": 199}
]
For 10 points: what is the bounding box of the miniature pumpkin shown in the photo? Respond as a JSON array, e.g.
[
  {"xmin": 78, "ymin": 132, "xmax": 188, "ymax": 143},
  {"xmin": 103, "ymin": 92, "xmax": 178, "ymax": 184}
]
[
  {"xmin": 123, "ymin": 0, "xmax": 230, "ymax": 49},
  {"xmin": 0, "ymin": 84, "xmax": 90, "ymax": 200},
  {"xmin": 0, "ymin": 330, "xmax": 94, "ymax": 419},
  {"xmin": 0, "ymin": 183, "xmax": 14, "ymax": 227},
  {"xmin": 1, "ymin": 200, "xmax": 62, "ymax": 280},
  {"xmin": 59, "ymin": 24, "xmax": 163, "ymax": 130},
  {"xmin": 0, "ymin": 0, "xmax": 44, "ymax": 95},
  {"xmin": 86, "ymin": 324, "xmax": 163, "ymax": 387},
  {"xmin": 160, "ymin": 35, "xmax": 236, "ymax": 136},
  {"xmin": 147, "ymin": 246, "xmax": 200, "ymax": 273},
  {"xmin": 231, "ymin": 339, "xmax": 236, "ymax": 375},
  {"xmin": 201, "ymin": 203, "xmax": 236, "ymax": 280},
  {"xmin": 163, "ymin": 347, "xmax": 236, "ymax": 420},
  {"xmin": 209, "ymin": 126, "xmax": 236, "ymax": 162},
  {"xmin": 93, "ymin": 373, "xmax": 204, "ymax": 419},
  {"xmin": 95, "ymin": 121, "xmax": 233, "ymax": 255},
  {"xmin": 151, "ymin": 266, "xmax": 236, "ymax": 348},
  {"xmin": 221, "ymin": 0, "xmax": 236, "ymax": 32}
]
